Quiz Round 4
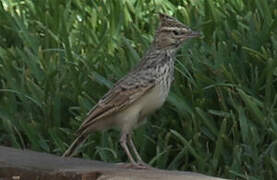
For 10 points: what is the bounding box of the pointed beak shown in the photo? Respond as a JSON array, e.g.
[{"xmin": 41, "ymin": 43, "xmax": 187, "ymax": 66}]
[
  {"xmin": 187, "ymin": 31, "xmax": 201, "ymax": 38},
  {"xmin": 180, "ymin": 30, "xmax": 201, "ymax": 41}
]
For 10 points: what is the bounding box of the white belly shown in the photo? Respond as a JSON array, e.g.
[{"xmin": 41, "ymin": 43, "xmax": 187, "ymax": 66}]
[
  {"xmin": 138, "ymin": 84, "xmax": 167, "ymax": 117},
  {"xmin": 113, "ymin": 84, "xmax": 168, "ymax": 133}
]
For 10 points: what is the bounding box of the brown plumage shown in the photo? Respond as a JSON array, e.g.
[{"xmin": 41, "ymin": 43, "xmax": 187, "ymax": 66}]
[{"xmin": 62, "ymin": 13, "xmax": 199, "ymax": 168}]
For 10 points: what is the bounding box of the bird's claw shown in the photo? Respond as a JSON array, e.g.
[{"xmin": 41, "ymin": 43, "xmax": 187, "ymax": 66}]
[{"xmin": 116, "ymin": 162, "xmax": 152, "ymax": 169}]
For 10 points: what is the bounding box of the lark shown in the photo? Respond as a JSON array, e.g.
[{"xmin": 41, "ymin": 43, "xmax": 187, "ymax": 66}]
[{"xmin": 62, "ymin": 13, "xmax": 200, "ymax": 168}]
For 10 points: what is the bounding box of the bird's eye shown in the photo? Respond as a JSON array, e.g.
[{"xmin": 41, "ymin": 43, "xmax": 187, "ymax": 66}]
[{"xmin": 172, "ymin": 30, "xmax": 179, "ymax": 35}]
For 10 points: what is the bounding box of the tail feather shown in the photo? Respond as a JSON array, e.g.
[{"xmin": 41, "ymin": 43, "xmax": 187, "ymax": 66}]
[{"xmin": 62, "ymin": 133, "xmax": 88, "ymax": 158}]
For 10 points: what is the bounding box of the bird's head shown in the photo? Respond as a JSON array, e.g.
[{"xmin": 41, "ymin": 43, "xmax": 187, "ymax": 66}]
[{"xmin": 154, "ymin": 13, "xmax": 200, "ymax": 50}]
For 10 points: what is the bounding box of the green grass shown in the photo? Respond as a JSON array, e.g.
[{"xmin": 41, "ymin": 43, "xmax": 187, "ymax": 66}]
[{"xmin": 0, "ymin": 0, "xmax": 276, "ymax": 179}]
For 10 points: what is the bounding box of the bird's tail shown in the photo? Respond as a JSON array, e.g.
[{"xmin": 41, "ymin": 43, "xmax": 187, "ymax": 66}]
[{"xmin": 62, "ymin": 133, "xmax": 89, "ymax": 158}]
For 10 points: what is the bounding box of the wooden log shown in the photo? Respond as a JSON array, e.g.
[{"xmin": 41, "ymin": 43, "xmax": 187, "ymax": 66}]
[{"xmin": 0, "ymin": 146, "xmax": 228, "ymax": 180}]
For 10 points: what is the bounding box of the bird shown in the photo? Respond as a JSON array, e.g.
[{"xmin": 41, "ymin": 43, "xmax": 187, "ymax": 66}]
[{"xmin": 62, "ymin": 13, "xmax": 200, "ymax": 168}]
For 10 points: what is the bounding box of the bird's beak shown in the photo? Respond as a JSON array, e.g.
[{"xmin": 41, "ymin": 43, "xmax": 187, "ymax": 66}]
[
  {"xmin": 180, "ymin": 30, "xmax": 201, "ymax": 41},
  {"xmin": 187, "ymin": 31, "xmax": 201, "ymax": 38}
]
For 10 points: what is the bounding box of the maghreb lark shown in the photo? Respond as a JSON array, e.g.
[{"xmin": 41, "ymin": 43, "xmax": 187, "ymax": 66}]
[{"xmin": 63, "ymin": 13, "xmax": 200, "ymax": 168}]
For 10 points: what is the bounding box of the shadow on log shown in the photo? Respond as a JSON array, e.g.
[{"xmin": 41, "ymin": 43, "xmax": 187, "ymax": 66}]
[{"xmin": 0, "ymin": 146, "xmax": 228, "ymax": 180}]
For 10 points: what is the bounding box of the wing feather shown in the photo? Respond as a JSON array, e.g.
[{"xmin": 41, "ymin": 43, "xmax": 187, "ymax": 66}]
[
  {"xmin": 77, "ymin": 80, "xmax": 155, "ymax": 134},
  {"xmin": 77, "ymin": 50, "xmax": 165, "ymax": 134}
]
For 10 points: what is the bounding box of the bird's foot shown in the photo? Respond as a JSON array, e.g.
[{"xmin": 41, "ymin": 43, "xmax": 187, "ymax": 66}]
[
  {"xmin": 116, "ymin": 161, "xmax": 152, "ymax": 169},
  {"xmin": 136, "ymin": 160, "xmax": 153, "ymax": 169}
]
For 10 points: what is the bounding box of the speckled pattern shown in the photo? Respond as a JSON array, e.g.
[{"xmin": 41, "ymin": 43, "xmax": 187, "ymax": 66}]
[{"xmin": 63, "ymin": 13, "xmax": 200, "ymax": 167}]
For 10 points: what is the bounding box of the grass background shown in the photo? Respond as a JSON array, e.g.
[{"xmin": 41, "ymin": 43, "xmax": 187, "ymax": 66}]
[{"xmin": 0, "ymin": 0, "xmax": 276, "ymax": 179}]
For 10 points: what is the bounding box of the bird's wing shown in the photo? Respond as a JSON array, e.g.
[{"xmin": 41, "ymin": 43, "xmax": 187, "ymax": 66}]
[{"xmin": 77, "ymin": 73, "xmax": 155, "ymax": 134}]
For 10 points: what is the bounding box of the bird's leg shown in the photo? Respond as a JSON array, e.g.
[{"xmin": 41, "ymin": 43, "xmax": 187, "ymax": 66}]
[
  {"xmin": 127, "ymin": 134, "xmax": 143, "ymax": 162},
  {"xmin": 118, "ymin": 133, "xmax": 149, "ymax": 169},
  {"xmin": 127, "ymin": 134, "xmax": 152, "ymax": 168},
  {"xmin": 120, "ymin": 132, "xmax": 136, "ymax": 165}
]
